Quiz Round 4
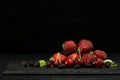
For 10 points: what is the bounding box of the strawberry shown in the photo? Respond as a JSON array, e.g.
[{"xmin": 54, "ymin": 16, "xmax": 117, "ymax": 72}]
[
  {"xmin": 68, "ymin": 53, "xmax": 79, "ymax": 62},
  {"xmin": 81, "ymin": 53, "xmax": 95, "ymax": 64},
  {"xmin": 62, "ymin": 40, "xmax": 77, "ymax": 53},
  {"xmin": 78, "ymin": 39, "xmax": 93, "ymax": 54},
  {"xmin": 51, "ymin": 52, "xmax": 67, "ymax": 65},
  {"xmin": 94, "ymin": 50, "xmax": 107, "ymax": 60}
]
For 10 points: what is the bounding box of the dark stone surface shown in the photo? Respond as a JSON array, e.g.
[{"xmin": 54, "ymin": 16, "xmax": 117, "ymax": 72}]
[
  {"xmin": 3, "ymin": 61, "xmax": 120, "ymax": 75},
  {"xmin": 1, "ymin": 53, "xmax": 120, "ymax": 80}
]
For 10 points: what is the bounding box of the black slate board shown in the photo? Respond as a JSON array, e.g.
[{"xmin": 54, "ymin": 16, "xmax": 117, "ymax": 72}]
[{"xmin": 3, "ymin": 61, "xmax": 120, "ymax": 75}]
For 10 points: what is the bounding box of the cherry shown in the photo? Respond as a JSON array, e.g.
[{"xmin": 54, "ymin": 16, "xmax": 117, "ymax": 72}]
[
  {"xmin": 46, "ymin": 61, "xmax": 52, "ymax": 68},
  {"xmin": 92, "ymin": 57, "xmax": 104, "ymax": 68},
  {"xmin": 65, "ymin": 58, "xmax": 74, "ymax": 67},
  {"xmin": 75, "ymin": 58, "xmax": 84, "ymax": 66}
]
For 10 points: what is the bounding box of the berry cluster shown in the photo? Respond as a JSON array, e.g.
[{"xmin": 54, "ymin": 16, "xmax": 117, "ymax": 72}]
[{"xmin": 22, "ymin": 39, "xmax": 117, "ymax": 68}]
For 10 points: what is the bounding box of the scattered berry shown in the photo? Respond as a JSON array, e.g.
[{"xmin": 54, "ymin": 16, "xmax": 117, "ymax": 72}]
[
  {"xmin": 104, "ymin": 62, "xmax": 111, "ymax": 68},
  {"xmin": 74, "ymin": 64, "xmax": 81, "ymax": 68},
  {"xmin": 34, "ymin": 61, "xmax": 40, "ymax": 67},
  {"xmin": 84, "ymin": 63, "xmax": 94, "ymax": 68},
  {"xmin": 58, "ymin": 63, "xmax": 66, "ymax": 68},
  {"xmin": 28, "ymin": 61, "xmax": 35, "ymax": 67},
  {"xmin": 46, "ymin": 61, "xmax": 53, "ymax": 68}
]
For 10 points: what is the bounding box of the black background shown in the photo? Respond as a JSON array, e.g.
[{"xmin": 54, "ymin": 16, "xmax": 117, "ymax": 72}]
[{"xmin": 1, "ymin": 0, "xmax": 120, "ymax": 54}]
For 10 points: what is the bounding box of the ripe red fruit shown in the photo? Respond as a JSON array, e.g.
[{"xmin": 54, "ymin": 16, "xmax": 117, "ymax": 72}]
[
  {"xmin": 75, "ymin": 58, "xmax": 84, "ymax": 65},
  {"xmin": 92, "ymin": 57, "xmax": 104, "ymax": 68},
  {"xmin": 68, "ymin": 53, "xmax": 79, "ymax": 62},
  {"xmin": 65, "ymin": 58, "xmax": 74, "ymax": 67},
  {"xmin": 94, "ymin": 50, "xmax": 107, "ymax": 60},
  {"xmin": 52, "ymin": 52, "xmax": 67, "ymax": 65},
  {"xmin": 62, "ymin": 40, "xmax": 77, "ymax": 53},
  {"xmin": 78, "ymin": 39, "xmax": 93, "ymax": 54},
  {"xmin": 81, "ymin": 53, "xmax": 95, "ymax": 64}
]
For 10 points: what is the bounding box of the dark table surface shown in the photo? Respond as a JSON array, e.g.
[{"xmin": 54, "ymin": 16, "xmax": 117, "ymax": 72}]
[{"xmin": 0, "ymin": 53, "xmax": 120, "ymax": 80}]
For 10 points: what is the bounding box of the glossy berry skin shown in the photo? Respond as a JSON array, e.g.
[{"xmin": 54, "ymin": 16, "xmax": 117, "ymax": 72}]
[
  {"xmin": 75, "ymin": 58, "xmax": 84, "ymax": 66},
  {"xmin": 92, "ymin": 58, "xmax": 104, "ymax": 68},
  {"xmin": 68, "ymin": 53, "xmax": 79, "ymax": 62},
  {"xmin": 65, "ymin": 58, "xmax": 74, "ymax": 67},
  {"xmin": 52, "ymin": 52, "xmax": 67, "ymax": 65},
  {"xmin": 46, "ymin": 61, "xmax": 52, "ymax": 68}
]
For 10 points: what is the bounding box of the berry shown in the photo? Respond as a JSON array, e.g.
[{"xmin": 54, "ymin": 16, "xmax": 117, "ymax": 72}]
[
  {"xmin": 65, "ymin": 58, "xmax": 74, "ymax": 67},
  {"xmin": 34, "ymin": 61, "xmax": 40, "ymax": 67},
  {"xmin": 94, "ymin": 50, "xmax": 107, "ymax": 60},
  {"xmin": 68, "ymin": 53, "xmax": 79, "ymax": 62},
  {"xmin": 58, "ymin": 63, "xmax": 66, "ymax": 68},
  {"xmin": 75, "ymin": 58, "xmax": 84, "ymax": 66},
  {"xmin": 62, "ymin": 40, "xmax": 77, "ymax": 53},
  {"xmin": 74, "ymin": 64, "xmax": 81, "ymax": 68},
  {"xmin": 51, "ymin": 52, "xmax": 67, "ymax": 65},
  {"xmin": 92, "ymin": 57, "xmax": 104, "ymax": 68},
  {"xmin": 28, "ymin": 61, "xmax": 35, "ymax": 66},
  {"xmin": 104, "ymin": 62, "xmax": 111, "ymax": 68},
  {"xmin": 78, "ymin": 39, "xmax": 93, "ymax": 54},
  {"xmin": 46, "ymin": 61, "xmax": 53, "ymax": 68},
  {"xmin": 84, "ymin": 63, "xmax": 94, "ymax": 68},
  {"xmin": 81, "ymin": 53, "xmax": 95, "ymax": 64}
]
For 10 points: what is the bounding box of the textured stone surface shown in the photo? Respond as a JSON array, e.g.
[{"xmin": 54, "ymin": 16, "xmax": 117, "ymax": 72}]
[{"xmin": 3, "ymin": 61, "xmax": 120, "ymax": 75}]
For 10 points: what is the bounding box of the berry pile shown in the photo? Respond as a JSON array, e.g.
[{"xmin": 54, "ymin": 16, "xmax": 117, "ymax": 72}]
[{"xmin": 22, "ymin": 39, "xmax": 117, "ymax": 68}]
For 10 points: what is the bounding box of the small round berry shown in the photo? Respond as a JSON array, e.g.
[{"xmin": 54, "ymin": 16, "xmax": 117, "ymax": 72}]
[
  {"xmin": 84, "ymin": 63, "xmax": 94, "ymax": 68},
  {"xmin": 104, "ymin": 62, "xmax": 111, "ymax": 68},
  {"xmin": 46, "ymin": 61, "xmax": 53, "ymax": 68},
  {"xmin": 58, "ymin": 63, "xmax": 66, "ymax": 68},
  {"xmin": 74, "ymin": 64, "xmax": 81, "ymax": 69},
  {"xmin": 34, "ymin": 61, "xmax": 40, "ymax": 67}
]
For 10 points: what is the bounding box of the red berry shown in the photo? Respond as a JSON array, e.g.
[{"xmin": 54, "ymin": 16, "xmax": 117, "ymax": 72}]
[
  {"xmin": 81, "ymin": 53, "xmax": 95, "ymax": 64},
  {"xmin": 52, "ymin": 52, "xmax": 67, "ymax": 65},
  {"xmin": 78, "ymin": 39, "xmax": 93, "ymax": 54},
  {"xmin": 63, "ymin": 40, "xmax": 77, "ymax": 53},
  {"xmin": 92, "ymin": 57, "xmax": 104, "ymax": 68},
  {"xmin": 75, "ymin": 58, "xmax": 84, "ymax": 65},
  {"xmin": 94, "ymin": 50, "xmax": 107, "ymax": 60},
  {"xmin": 68, "ymin": 53, "xmax": 79, "ymax": 62},
  {"xmin": 65, "ymin": 58, "xmax": 74, "ymax": 67}
]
